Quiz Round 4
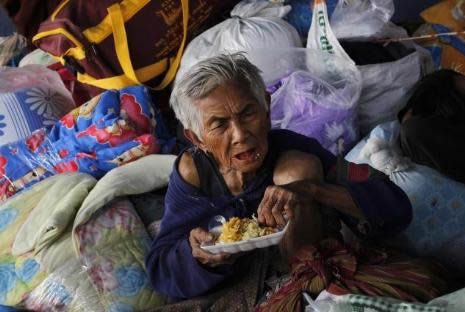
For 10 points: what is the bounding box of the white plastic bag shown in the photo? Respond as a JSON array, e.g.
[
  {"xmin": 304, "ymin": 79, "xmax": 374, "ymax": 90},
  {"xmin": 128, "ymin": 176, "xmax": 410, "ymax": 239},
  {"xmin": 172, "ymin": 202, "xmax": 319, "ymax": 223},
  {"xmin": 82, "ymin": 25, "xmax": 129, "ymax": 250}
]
[
  {"xmin": 307, "ymin": 2, "xmax": 433, "ymax": 136},
  {"xmin": 176, "ymin": 0, "xmax": 302, "ymax": 80},
  {"xmin": 357, "ymin": 51, "xmax": 423, "ymax": 134},
  {"xmin": 285, "ymin": 0, "xmax": 395, "ymax": 41},
  {"xmin": 306, "ymin": 0, "xmax": 353, "ymax": 63},
  {"xmin": 354, "ymin": 23, "xmax": 434, "ymax": 135},
  {"xmin": 331, "ymin": 0, "xmax": 395, "ymax": 40}
]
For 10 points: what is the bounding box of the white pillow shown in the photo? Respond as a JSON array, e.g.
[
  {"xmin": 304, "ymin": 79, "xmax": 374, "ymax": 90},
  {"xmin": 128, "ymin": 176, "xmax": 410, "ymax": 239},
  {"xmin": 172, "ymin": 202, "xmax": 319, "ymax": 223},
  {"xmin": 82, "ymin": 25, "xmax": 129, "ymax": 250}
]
[{"xmin": 345, "ymin": 121, "xmax": 465, "ymax": 276}]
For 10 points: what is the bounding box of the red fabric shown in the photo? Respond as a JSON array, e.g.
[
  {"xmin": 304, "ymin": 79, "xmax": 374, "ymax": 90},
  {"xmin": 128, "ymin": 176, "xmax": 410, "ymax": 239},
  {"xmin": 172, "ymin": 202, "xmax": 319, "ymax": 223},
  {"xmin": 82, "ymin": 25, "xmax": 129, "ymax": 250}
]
[
  {"xmin": 256, "ymin": 239, "xmax": 449, "ymax": 312},
  {"xmin": 47, "ymin": 63, "xmax": 93, "ymax": 107},
  {"xmin": 346, "ymin": 163, "xmax": 371, "ymax": 182}
]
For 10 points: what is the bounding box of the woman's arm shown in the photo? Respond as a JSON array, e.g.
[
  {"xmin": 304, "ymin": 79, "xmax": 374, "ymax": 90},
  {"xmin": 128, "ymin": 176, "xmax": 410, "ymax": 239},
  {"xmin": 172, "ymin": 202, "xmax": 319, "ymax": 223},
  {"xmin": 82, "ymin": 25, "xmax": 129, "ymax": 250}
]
[{"xmin": 145, "ymin": 152, "xmax": 233, "ymax": 299}]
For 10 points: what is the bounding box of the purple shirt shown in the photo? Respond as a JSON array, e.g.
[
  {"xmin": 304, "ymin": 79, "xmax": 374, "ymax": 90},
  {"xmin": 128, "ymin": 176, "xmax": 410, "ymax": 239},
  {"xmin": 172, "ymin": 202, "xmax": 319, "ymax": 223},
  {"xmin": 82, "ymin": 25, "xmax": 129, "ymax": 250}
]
[{"xmin": 145, "ymin": 129, "xmax": 412, "ymax": 299}]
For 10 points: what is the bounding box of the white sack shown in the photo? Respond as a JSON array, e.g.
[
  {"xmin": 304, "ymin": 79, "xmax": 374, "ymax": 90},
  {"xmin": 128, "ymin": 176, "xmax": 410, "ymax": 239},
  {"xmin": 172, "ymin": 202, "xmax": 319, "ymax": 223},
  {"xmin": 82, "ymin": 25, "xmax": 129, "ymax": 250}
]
[{"xmin": 176, "ymin": 0, "xmax": 302, "ymax": 81}]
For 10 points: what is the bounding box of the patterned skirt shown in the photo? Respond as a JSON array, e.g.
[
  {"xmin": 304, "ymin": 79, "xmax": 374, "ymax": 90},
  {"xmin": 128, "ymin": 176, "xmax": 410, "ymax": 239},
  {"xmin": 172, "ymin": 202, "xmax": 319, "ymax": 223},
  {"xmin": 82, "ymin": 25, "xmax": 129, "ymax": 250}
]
[{"xmin": 256, "ymin": 238, "xmax": 450, "ymax": 312}]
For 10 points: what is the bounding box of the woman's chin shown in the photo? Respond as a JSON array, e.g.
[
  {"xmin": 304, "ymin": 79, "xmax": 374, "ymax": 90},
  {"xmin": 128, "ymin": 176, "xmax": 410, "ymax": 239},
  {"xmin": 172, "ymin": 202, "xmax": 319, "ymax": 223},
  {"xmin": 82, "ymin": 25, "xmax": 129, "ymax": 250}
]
[{"xmin": 232, "ymin": 157, "xmax": 264, "ymax": 173}]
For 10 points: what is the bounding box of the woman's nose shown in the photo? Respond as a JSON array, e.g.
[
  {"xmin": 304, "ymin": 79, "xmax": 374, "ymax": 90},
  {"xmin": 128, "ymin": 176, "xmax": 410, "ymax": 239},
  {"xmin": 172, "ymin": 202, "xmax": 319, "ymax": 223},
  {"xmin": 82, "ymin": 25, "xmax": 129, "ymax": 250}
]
[{"xmin": 231, "ymin": 120, "xmax": 249, "ymax": 144}]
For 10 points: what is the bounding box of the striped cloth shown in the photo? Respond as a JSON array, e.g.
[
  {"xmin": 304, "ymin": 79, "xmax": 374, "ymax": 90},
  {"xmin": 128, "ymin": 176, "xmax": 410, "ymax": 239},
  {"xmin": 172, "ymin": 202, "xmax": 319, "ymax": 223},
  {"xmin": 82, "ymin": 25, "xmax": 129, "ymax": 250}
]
[
  {"xmin": 342, "ymin": 294, "xmax": 444, "ymax": 312},
  {"xmin": 256, "ymin": 238, "xmax": 449, "ymax": 312}
]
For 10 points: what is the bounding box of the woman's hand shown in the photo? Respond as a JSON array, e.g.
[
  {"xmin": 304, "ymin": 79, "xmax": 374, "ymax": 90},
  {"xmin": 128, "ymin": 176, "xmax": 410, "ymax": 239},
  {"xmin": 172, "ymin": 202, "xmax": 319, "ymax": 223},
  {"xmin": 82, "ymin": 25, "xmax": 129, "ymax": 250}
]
[
  {"xmin": 189, "ymin": 228, "xmax": 236, "ymax": 267},
  {"xmin": 258, "ymin": 182, "xmax": 325, "ymax": 258},
  {"xmin": 257, "ymin": 182, "xmax": 308, "ymax": 228}
]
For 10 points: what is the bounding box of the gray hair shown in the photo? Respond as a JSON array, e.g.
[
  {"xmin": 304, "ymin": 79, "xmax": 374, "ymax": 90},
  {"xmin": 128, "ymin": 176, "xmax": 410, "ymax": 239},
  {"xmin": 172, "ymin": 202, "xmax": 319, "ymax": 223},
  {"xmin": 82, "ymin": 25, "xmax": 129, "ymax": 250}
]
[{"xmin": 170, "ymin": 52, "xmax": 268, "ymax": 137}]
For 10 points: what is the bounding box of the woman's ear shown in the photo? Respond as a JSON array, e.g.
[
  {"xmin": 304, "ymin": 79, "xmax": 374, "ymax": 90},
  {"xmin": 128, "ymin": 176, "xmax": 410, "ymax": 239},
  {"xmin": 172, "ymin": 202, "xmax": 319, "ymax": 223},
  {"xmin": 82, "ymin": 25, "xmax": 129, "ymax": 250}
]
[
  {"xmin": 265, "ymin": 92, "xmax": 271, "ymax": 112},
  {"xmin": 184, "ymin": 129, "xmax": 205, "ymax": 149}
]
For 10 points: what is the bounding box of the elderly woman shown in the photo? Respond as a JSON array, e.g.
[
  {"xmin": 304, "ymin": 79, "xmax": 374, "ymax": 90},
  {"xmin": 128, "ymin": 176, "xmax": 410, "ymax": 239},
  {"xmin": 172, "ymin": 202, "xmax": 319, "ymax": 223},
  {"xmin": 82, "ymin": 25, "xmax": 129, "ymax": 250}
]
[{"xmin": 145, "ymin": 53, "xmax": 413, "ymax": 300}]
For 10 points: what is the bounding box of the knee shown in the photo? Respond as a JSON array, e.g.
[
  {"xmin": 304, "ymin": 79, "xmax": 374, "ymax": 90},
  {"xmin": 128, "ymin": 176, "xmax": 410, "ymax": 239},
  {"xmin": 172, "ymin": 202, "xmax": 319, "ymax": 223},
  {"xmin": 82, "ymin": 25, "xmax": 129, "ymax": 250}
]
[{"xmin": 273, "ymin": 150, "xmax": 324, "ymax": 185}]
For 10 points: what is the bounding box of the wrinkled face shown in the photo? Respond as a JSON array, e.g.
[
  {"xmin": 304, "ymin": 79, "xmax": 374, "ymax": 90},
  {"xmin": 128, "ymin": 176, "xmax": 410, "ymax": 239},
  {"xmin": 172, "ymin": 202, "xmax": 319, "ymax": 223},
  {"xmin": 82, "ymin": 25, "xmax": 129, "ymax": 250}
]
[{"xmin": 190, "ymin": 83, "xmax": 270, "ymax": 174}]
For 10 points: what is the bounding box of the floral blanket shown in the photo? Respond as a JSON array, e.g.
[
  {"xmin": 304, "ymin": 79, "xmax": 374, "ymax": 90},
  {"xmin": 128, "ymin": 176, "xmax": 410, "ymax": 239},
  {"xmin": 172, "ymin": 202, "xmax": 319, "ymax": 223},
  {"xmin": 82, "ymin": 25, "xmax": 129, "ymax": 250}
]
[
  {"xmin": 0, "ymin": 85, "xmax": 174, "ymax": 202},
  {"xmin": 0, "ymin": 154, "xmax": 176, "ymax": 311}
]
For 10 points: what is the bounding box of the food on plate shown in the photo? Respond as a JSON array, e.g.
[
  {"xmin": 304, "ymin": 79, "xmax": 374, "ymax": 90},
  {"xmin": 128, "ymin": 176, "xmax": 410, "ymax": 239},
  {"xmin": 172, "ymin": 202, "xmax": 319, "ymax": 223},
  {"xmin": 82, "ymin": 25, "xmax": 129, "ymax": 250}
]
[{"xmin": 217, "ymin": 216, "xmax": 277, "ymax": 243}]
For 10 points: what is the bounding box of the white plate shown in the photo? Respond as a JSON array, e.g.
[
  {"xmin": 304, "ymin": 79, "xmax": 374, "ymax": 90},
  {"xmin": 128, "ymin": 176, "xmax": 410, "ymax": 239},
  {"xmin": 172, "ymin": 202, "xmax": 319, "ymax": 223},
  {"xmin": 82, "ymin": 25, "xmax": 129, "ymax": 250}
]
[{"xmin": 201, "ymin": 222, "xmax": 289, "ymax": 254}]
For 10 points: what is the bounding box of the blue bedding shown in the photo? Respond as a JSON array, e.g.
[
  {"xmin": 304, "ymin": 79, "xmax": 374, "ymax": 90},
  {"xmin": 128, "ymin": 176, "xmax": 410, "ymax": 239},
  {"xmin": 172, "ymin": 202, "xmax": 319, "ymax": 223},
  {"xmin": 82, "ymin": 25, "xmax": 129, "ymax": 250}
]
[{"xmin": 0, "ymin": 86, "xmax": 172, "ymax": 202}]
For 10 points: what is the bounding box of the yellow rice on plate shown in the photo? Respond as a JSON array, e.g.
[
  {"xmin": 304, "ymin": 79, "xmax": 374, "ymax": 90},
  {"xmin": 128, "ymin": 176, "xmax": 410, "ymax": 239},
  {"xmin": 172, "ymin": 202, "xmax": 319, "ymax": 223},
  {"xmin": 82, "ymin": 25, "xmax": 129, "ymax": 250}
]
[{"xmin": 217, "ymin": 216, "xmax": 277, "ymax": 243}]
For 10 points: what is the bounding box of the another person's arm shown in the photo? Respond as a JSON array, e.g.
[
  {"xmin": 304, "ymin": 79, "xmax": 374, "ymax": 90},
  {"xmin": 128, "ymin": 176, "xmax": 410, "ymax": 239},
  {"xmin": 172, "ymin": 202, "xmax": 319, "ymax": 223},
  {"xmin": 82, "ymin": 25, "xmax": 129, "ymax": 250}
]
[{"xmin": 259, "ymin": 130, "xmax": 412, "ymax": 236}]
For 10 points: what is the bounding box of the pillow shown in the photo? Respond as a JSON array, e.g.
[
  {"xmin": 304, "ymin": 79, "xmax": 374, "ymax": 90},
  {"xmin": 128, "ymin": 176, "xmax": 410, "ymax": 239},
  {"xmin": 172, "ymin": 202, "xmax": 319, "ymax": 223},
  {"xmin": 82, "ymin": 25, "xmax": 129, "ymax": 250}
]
[
  {"xmin": 0, "ymin": 65, "xmax": 75, "ymax": 145},
  {"xmin": 345, "ymin": 121, "xmax": 465, "ymax": 276},
  {"xmin": 75, "ymin": 198, "xmax": 165, "ymax": 311}
]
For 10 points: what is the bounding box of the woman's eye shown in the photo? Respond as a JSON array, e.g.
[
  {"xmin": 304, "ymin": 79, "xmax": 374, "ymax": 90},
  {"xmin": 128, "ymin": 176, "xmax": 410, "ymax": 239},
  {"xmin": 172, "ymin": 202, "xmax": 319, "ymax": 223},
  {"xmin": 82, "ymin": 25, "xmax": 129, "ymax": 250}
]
[
  {"xmin": 243, "ymin": 109, "xmax": 256, "ymax": 118},
  {"xmin": 211, "ymin": 121, "xmax": 226, "ymax": 130}
]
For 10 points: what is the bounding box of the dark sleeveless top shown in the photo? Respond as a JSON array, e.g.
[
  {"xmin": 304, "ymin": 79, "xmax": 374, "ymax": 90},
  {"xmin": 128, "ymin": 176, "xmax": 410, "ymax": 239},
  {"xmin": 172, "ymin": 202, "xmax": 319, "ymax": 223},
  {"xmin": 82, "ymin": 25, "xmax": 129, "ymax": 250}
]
[
  {"xmin": 188, "ymin": 146, "xmax": 275, "ymax": 198},
  {"xmin": 188, "ymin": 147, "xmax": 232, "ymax": 197}
]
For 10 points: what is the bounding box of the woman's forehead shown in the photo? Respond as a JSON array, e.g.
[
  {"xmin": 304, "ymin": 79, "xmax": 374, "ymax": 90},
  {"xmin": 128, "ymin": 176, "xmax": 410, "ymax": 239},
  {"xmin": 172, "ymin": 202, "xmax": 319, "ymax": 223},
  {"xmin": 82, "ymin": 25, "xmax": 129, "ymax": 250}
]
[{"xmin": 196, "ymin": 84, "xmax": 258, "ymax": 112}]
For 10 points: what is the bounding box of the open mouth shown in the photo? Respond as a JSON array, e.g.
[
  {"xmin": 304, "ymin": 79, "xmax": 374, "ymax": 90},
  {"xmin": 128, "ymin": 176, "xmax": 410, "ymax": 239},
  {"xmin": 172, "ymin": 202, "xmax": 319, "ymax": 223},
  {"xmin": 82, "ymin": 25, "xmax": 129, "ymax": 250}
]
[{"xmin": 234, "ymin": 148, "xmax": 257, "ymax": 161}]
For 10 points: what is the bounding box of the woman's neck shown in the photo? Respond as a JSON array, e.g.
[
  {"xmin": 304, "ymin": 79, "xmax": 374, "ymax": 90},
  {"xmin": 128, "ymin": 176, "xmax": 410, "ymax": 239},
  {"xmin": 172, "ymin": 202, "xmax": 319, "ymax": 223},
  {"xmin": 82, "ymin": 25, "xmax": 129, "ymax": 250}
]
[{"xmin": 219, "ymin": 167, "xmax": 255, "ymax": 196}]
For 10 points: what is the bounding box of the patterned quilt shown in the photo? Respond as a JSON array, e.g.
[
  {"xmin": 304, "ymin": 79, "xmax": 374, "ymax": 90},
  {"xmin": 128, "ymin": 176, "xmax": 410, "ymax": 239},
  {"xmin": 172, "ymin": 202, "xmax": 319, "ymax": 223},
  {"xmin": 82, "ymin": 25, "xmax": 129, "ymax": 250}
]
[
  {"xmin": 0, "ymin": 86, "xmax": 173, "ymax": 202},
  {"xmin": 0, "ymin": 154, "xmax": 176, "ymax": 311}
]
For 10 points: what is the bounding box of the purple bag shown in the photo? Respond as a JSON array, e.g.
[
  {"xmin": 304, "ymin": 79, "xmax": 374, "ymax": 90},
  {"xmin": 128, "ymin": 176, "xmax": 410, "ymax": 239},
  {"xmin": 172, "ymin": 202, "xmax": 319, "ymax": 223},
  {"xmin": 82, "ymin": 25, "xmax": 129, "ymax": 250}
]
[{"xmin": 268, "ymin": 70, "xmax": 358, "ymax": 155}]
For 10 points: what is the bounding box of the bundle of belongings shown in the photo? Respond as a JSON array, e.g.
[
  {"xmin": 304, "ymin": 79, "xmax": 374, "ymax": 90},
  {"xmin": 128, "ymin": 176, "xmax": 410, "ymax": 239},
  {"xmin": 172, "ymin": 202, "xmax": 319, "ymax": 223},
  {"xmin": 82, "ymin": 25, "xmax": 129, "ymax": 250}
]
[{"xmin": 0, "ymin": 0, "xmax": 465, "ymax": 311}]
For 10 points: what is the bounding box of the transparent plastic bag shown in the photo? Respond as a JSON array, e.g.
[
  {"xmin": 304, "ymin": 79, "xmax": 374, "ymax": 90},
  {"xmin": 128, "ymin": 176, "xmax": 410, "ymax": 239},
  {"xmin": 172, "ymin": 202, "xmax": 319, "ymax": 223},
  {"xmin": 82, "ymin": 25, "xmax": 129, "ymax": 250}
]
[
  {"xmin": 284, "ymin": 0, "xmax": 395, "ymax": 41},
  {"xmin": 0, "ymin": 65, "xmax": 71, "ymax": 96},
  {"xmin": 331, "ymin": 0, "xmax": 395, "ymax": 40},
  {"xmin": 23, "ymin": 257, "xmax": 103, "ymax": 312},
  {"xmin": 253, "ymin": 48, "xmax": 362, "ymax": 155}
]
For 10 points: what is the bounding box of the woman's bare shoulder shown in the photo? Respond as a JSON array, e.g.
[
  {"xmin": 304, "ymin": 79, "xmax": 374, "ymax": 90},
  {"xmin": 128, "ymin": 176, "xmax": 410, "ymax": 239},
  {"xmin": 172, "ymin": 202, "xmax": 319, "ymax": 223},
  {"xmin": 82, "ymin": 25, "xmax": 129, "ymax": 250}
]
[{"xmin": 178, "ymin": 151, "xmax": 201, "ymax": 188}]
